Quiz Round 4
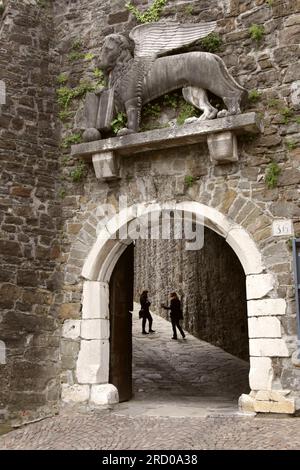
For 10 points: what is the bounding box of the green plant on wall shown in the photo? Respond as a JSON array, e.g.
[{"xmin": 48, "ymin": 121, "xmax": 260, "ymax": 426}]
[
  {"xmin": 70, "ymin": 160, "xmax": 87, "ymax": 183},
  {"xmin": 57, "ymin": 81, "xmax": 96, "ymax": 109},
  {"xmin": 126, "ymin": 0, "xmax": 167, "ymax": 23},
  {"xmin": 249, "ymin": 24, "xmax": 265, "ymax": 41},
  {"xmin": 185, "ymin": 4, "xmax": 194, "ymax": 15},
  {"xmin": 267, "ymin": 98, "xmax": 281, "ymax": 109},
  {"xmin": 72, "ymin": 39, "xmax": 83, "ymax": 51},
  {"xmin": 280, "ymin": 107, "xmax": 294, "ymax": 124},
  {"xmin": 266, "ymin": 0, "xmax": 274, "ymax": 6},
  {"xmin": 58, "ymin": 188, "xmax": 66, "ymax": 199},
  {"xmin": 286, "ymin": 140, "xmax": 297, "ymax": 151},
  {"xmin": 199, "ymin": 33, "xmax": 222, "ymax": 53},
  {"xmin": 57, "ymin": 73, "xmax": 68, "ymax": 85},
  {"xmin": 84, "ymin": 52, "xmax": 95, "ymax": 61},
  {"xmin": 93, "ymin": 68, "xmax": 107, "ymax": 88},
  {"xmin": 163, "ymin": 93, "xmax": 178, "ymax": 109},
  {"xmin": 61, "ymin": 133, "xmax": 82, "ymax": 149},
  {"xmin": 185, "ymin": 175, "xmax": 195, "ymax": 188},
  {"xmin": 58, "ymin": 110, "xmax": 73, "ymax": 122},
  {"xmin": 177, "ymin": 101, "xmax": 199, "ymax": 125},
  {"xmin": 68, "ymin": 50, "xmax": 85, "ymax": 61},
  {"xmin": 248, "ymin": 89, "xmax": 262, "ymax": 103},
  {"xmin": 111, "ymin": 112, "xmax": 127, "ymax": 135},
  {"xmin": 142, "ymin": 103, "xmax": 162, "ymax": 119},
  {"xmin": 265, "ymin": 161, "xmax": 281, "ymax": 189}
]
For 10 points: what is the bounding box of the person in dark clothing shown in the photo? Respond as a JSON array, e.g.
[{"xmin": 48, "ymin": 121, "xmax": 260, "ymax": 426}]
[
  {"xmin": 140, "ymin": 290, "xmax": 155, "ymax": 335},
  {"xmin": 162, "ymin": 292, "xmax": 185, "ymax": 340}
]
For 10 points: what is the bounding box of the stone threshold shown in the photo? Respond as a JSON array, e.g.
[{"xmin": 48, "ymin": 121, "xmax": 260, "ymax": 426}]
[{"xmin": 72, "ymin": 112, "xmax": 262, "ymax": 159}]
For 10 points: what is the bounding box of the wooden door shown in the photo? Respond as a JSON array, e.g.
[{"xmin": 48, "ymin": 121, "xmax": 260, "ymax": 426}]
[{"xmin": 109, "ymin": 244, "xmax": 134, "ymax": 402}]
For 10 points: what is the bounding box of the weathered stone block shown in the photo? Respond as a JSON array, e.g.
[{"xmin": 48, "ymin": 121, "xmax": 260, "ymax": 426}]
[
  {"xmin": 249, "ymin": 338, "xmax": 289, "ymax": 357},
  {"xmin": 92, "ymin": 152, "xmax": 119, "ymax": 180},
  {"xmin": 76, "ymin": 339, "xmax": 109, "ymax": 384},
  {"xmin": 253, "ymin": 393, "xmax": 295, "ymax": 413},
  {"xmin": 81, "ymin": 319, "xmax": 109, "ymax": 340},
  {"xmin": 249, "ymin": 356, "xmax": 273, "ymax": 390},
  {"xmin": 61, "ymin": 384, "xmax": 90, "ymax": 403},
  {"xmin": 238, "ymin": 394, "xmax": 255, "ymax": 413},
  {"xmin": 16, "ymin": 270, "xmax": 39, "ymax": 287},
  {"xmin": 207, "ymin": 131, "xmax": 238, "ymax": 164},
  {"xmin": 247, "ymin": 298, "xmax": 286, "ymax": 317},
  {"xmin": 90, "ymin": 384, "xmax": 119, "ymax": 405},
  {"xmin": 58, "ymin": 303, "xmax": 81, "ymax": 320},
  {"xmin": 108, "ymin": 10, "xmax": 129, "ymax": 25},
  {"xmin": 82, "ymin": 282, "xmax": 109, "ymax": 320},
  {"xmin": 0, "ymin": 240, "xmax": 22, "ymax": 257},
  {"xmin": 290, "ymin": 80, "xmax": 300, "ymax": 110},
  {"xmin": 246, "ymin": 273, "xmax": 274, "ymax": 300},
  {"xmin": 60, "ymin": 339, "xmax": 80, "ymax": 358},
  {"xmin": 248, "ymin": 317, "xmax": 281, "ymax": 338},
  {"xmin": 270, "ymin": 202, "xmax": 300, "ymax": 218},
  {"xmin": 62, "ymin": 320, "xmax": 81, "ymax": 340}
]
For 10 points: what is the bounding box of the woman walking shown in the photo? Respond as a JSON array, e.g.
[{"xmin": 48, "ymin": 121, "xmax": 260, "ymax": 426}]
[
  {"xmin": 162, "ymin": 292, "xmax": 185, "ymax": 340},
  {"xmin": 140, "ymin": 290, "xmax": 155, "ymax": 335}
]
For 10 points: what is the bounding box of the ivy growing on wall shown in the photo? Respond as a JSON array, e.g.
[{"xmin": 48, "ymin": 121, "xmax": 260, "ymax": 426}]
[
  {"xmin": 199, "ymin": 33, "xmax": 222, "ymax": 53},
  {"xmin": 126, "ymin": 0, "xmax": 168, "ymax": 23},
  {"xmin": 111, "ymin": 112, "xmax": 127, "ymax": 135},
  {"xmin": 265, "ymin": 162, "xmax": 281, "ymax": 189},
  {"xmin": 249, "ymin": 24, "xmax": 265, "ymax": 42},
  {"xmin": 57, "ymin": 81, "xmax": 96, "ymax": 109}
]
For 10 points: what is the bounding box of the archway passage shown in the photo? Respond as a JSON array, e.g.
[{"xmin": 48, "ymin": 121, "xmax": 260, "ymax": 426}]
[
  {"xmin": 77, "ymin": 201, "xmax": 291, "ymax": 413},
  {"xmin": 135, "ymin": 228, "xmax": 249, "ymax": 361},
  {"xmin": 108, "ymin": 227, "xmax": 250, "ymax": 410}
]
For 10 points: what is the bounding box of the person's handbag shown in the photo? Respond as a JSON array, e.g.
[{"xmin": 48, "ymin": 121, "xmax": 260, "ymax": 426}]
[{"xmin": 139, "ymin": 309, "xmax": 144, "ymax": 319}]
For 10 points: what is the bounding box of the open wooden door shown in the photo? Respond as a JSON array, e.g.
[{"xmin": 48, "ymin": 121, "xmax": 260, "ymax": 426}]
[{"xmin": 109, "ymin": 243, "xmax": 134, "ymax": 402}]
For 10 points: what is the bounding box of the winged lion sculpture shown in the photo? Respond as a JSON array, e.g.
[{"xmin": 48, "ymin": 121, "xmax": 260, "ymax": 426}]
[{"xmin": 82, "ymin": 22, "xmax": 247, "ymax": 141}]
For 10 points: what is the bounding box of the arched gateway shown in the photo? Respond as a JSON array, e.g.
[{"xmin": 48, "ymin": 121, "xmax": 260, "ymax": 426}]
[{"xmin": 62, "ymin": 201, "xmax": 294, "ymax": 414}]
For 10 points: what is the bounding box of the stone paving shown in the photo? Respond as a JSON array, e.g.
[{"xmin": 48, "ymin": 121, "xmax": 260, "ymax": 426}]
[
  {"xmin": 116, "ymin": 305, "xmax": 250, "ymax": 418},
  {"xmin": 1, "ymin": 308, "xmax": 300, "ymax": 450}
]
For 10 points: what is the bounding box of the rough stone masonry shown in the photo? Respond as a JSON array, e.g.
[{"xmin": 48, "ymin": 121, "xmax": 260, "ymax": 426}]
[{"xmin": 0, "ymin": 0, "xmax": 300, "ymax": 425}]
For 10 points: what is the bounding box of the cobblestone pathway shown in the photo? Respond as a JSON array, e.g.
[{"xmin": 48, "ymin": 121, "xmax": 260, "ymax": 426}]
[
  {"xmin": 116, "ymin": 306, "xmax": 250, "ymax": 417},
  {"xmin": 1, "ymin": 307, "xmax": 300, "ymax": 450}
]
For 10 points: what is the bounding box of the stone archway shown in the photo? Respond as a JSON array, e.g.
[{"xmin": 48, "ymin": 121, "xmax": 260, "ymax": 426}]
[{"xmin": 64, "ymin": 201, "xmax": 294, "ymax": 413}]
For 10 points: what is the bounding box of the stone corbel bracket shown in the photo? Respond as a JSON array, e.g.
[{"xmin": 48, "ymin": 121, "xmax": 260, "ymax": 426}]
[{"xmin": 71, "ymin": 112, "xmax": 263, "ymax": 180}]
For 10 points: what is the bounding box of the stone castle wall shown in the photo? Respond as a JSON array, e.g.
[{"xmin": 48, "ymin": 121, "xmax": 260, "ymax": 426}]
[
  {"xmin": 58, "ymin": 0, "xmax": 300, "ymax": 411},
  {"xmin": 0, "ymin": 0, "xmax": 62, "ymax": 425},
  {"xmin": 0, "ymin": 0, "xmax": 300, "ymax": 422}
]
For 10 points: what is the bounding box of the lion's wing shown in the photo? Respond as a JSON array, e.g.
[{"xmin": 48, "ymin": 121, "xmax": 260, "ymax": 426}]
[{"xmin": 129, "ymin": 22, "xmax": 217, "ymax": 58}]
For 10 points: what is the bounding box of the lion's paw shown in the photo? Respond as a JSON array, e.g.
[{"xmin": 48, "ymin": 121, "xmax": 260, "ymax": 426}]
[
  {"xmin": 217, "ymin": 110, "xmax": 230, "ymax": 118},
  {"xmin": 184, "ymin": 117, "xmax": 198, "ymax": 124},
  {"xmin": 117, "ymin": 128, "xmax": 135, "ymax": 136}
]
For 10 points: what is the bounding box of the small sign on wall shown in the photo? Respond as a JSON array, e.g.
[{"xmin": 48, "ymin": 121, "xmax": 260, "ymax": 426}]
[{"xmin": 272, "ymin": 219, "xmax": 294, "ymax": 237}]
